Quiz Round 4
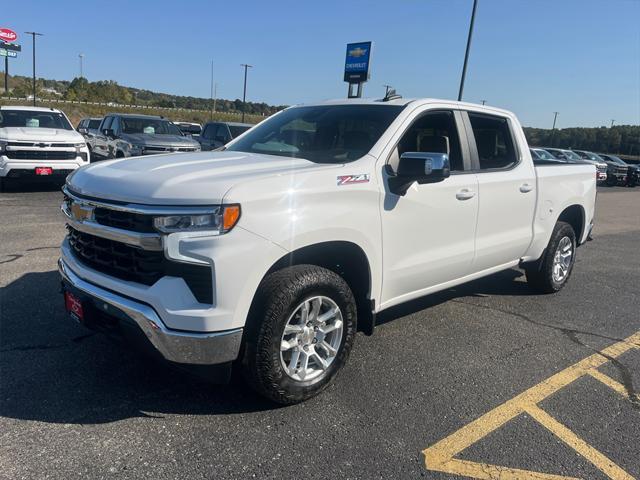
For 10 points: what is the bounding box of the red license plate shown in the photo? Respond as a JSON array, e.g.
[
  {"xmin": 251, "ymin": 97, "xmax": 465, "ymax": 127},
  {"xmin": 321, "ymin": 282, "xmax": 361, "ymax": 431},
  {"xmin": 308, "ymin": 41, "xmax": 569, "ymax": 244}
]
[
  {"xmin": 35, "ymin": 167, "xmax": 53, "ymax": 175},
  {"xmin": 64, "ymin": 291, "xmax": 84, "ymax": 322}
]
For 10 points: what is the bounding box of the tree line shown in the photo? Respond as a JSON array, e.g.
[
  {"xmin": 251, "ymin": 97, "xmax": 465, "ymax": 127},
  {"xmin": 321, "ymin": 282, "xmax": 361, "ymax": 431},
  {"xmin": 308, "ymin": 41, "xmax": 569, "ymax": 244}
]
[
  {"xmin": 2, "ymin": 75, "xmax": 287, "ymax": 116},
  {"xmin": 523, "ymin": 125, "xmax": 639, "ymax": 156}
]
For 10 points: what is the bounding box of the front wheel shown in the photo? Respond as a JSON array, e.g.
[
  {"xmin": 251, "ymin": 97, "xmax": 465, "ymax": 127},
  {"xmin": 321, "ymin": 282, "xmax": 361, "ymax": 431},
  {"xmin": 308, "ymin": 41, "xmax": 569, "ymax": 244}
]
[
  {"xmin": 525, "ymin": 221, "xmax": 577, "ymax": 293},
  {"xmin": 242, "ymin": 265, "xmax": 357, "ymax": 404}
]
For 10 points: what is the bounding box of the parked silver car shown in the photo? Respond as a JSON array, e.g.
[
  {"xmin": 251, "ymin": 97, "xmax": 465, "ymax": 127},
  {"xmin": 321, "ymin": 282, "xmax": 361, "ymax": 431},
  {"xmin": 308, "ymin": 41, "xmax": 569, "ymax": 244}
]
[{"xmin": 91, "ymin": 114, "xmax": 201, "ymax": 160}]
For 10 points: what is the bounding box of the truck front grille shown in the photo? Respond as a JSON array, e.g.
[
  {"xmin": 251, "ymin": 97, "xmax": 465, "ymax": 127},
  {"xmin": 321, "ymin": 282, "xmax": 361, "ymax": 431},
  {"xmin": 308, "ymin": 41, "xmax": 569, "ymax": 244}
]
[
  {"xmin": 6, "ymin": 150, "xmax": 77, "ymax": 160},
  {"xmin": 67, "ymin": 226, "xmax": 212, "ymax": 304},
  {"xmin": 94, "ymin": 208, "xmax": 156, "ymax": 233}
]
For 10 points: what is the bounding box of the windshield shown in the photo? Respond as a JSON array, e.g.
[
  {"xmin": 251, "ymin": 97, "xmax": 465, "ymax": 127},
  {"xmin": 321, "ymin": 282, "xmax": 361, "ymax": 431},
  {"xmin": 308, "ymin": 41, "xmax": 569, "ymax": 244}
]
[
  {"xmin": 229, "ymin": 125, "xmax": 251, "ymax": 138},
  {"xmin": 533, "ymin": 149, "xmax": 556, "ymax": 160},
  {"xmin": 88, "ymin": 119, "xmax": 102, "ymax": 129},
  {"xmin": 0, "ymin": 109, "xmax": 73, "ymax": 130},
  {"xmin": 583, "ymin": 151, "xmax": 604, "ymax": 161},
  {"xmin": 608, "ymin": 155, "xmax": 627, "ymax": 165},
  {"xmin": 121, "ymin": 117, "xmax": 183, "ymax": 135},
  {"xmin": 563, "ymin": 150, "xmax": 583, "ymax": 161},
  {"xmin": 178, "ymin": 124, "xmax": 202, "ymax": 135},
  {"xmin": 226, "ymin": 104, "xmax": 404, "ymax": 163}
]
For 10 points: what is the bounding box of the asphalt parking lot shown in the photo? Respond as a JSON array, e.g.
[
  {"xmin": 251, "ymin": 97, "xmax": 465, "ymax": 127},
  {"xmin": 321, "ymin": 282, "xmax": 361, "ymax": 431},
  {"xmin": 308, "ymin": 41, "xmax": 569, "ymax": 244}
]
[{"xmin": 1, "ymin": 183, "xmax": 639, "ymax": 480}]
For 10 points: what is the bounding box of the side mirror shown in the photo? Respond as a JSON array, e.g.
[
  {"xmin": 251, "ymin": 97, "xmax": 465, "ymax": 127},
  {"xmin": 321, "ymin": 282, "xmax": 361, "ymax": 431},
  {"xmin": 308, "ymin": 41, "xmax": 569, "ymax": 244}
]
[
  {"xmin": 103, "ymin": 128, "xmax": 115, "ymax": 138},
  {"xmin": 388, "ymin": 152, "xmax": 450, "ymax": 195},
  {"xmin": 78, "ymin": 127, "xmax": 88, "ymax": 134}
]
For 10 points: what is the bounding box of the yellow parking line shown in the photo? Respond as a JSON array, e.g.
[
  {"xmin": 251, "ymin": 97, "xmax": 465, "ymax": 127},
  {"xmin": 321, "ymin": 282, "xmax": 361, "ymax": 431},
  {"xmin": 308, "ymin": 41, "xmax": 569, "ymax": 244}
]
[
  {"xmin": 524, "ymin": 404, "xmax": 634, "ymax": 480},
  {"xmin": 587, "ymin": 369, "xmax": 639, "ymax": 401},
  {"xmin": 423, "ymin": 331, "xmax": 640, "ymax": 479}
]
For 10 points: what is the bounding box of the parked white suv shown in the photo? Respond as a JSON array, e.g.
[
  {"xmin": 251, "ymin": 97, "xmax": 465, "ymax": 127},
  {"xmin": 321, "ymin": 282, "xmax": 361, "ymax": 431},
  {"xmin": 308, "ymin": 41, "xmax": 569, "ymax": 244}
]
[
  {"xmin": 0, "ymin": 106, "xmax": 89, "ymax": 189},
  {"xmin": 59, "ymin": 98, "xmax": 596, "ymax": 404}
]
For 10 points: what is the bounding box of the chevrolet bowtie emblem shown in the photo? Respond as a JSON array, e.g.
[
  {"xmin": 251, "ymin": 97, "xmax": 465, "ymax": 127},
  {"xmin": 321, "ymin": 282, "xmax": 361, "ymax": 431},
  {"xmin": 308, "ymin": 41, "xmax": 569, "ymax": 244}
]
[{"xmin": 70, "ymin": 202, "xmax": 93, "ymax": 222}]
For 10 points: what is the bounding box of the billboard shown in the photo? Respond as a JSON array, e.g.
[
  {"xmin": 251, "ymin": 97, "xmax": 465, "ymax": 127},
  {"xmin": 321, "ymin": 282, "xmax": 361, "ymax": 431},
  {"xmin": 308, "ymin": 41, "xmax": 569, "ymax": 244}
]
[{"xmin": 344, "ymin": 41, "xmax": 372, "ymax": 83}]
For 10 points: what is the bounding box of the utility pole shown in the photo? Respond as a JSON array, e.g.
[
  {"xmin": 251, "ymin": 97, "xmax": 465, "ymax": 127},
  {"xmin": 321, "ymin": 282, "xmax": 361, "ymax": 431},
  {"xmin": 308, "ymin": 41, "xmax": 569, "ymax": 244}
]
[
  {"xmin": 240, "ymin": 64, "xmax": 252, "ymax": 123},
  {"xmin": 458, "ymin": 0, "xmax": 478, "ymax": 101},
  {"xmin": 79, "ymin": 53, "xmax": 84, "ymax": 78},
  {"xmin": 25, "ymin": 31, "xmax": 43, "ymax": 106},
  {"xmin": 210, "ymin": 60, "xmax": 214, "ymax": 121},
  {"xmin": 550, "ymin": 111, "xmax": 559, "ymax": 146},
  {"xmin": 383, "ymin": 84, "xmax": 393, "ymax": 96},
  {"xmin": 610, "ymin": 119, "xmax": 615, "ymax": 128},
  {"xmin": 213, "ymin": 83, "xmax": 217, "ymax": 113},
  {"xmin": 481, "ymin": 100, "xmax": 486, "ymax": 105},
  {"xmin": 4, "ymin": 56, "xmax": 8, "ymax": 95}
]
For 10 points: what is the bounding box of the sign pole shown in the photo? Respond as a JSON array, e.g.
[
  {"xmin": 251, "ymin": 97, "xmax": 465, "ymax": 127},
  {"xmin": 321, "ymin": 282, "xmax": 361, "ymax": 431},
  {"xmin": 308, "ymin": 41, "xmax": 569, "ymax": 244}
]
[{"xmin": 4, "ymin": 55, "xmax": 7, "ymax": 94}]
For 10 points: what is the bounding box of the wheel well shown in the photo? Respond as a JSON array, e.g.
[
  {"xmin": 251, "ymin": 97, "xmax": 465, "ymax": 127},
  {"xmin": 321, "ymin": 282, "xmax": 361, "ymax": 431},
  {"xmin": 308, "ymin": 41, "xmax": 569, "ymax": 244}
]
[
  {"xmin": 558, "ymin": 205, "xmax": 585, "ymax": 243},
  {"xmin": 266, "ymin": 241, "xmax": 375, "ymax": 335},
  {"xmin": 116, "ymin": 151, "xmax": 125, "ymax": 158}
]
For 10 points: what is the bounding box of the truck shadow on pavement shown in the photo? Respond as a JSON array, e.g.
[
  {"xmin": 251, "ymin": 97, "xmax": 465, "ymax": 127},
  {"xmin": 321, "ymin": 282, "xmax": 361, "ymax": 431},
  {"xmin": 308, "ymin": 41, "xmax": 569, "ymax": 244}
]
[{"xmin": 0, "ymin": 267, "xmax": 532, "ymax": 425}]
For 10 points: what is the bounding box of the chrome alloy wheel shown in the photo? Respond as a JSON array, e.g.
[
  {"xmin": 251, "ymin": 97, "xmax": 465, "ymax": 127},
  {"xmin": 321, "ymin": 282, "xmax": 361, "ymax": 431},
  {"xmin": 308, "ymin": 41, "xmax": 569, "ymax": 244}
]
[
  {"xmin": 280, "ymin": 296, "xmax": 343, "ymax": 382},
  {"xmin": 552, "ymin": 236, "xmax": 573, "ymax": 283}
]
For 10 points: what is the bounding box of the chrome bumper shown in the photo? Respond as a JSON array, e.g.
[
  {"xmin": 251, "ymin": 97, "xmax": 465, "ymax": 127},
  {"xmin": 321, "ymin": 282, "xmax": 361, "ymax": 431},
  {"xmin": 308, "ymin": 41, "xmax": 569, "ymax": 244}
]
[{"xmin": 58, "ymin": 258, "xmax": 242, "ymax": 366}]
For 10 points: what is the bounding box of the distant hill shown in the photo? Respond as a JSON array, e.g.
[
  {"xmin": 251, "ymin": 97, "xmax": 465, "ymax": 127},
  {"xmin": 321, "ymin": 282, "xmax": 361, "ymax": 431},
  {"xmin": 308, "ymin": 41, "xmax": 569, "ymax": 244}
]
[{"xmin": 1, "ymin": 74, "xmax": 287, "ymax": 116}]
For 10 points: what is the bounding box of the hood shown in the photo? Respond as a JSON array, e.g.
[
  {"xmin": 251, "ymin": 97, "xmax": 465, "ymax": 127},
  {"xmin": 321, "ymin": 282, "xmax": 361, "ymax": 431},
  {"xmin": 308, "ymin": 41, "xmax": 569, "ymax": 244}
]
[
  {"xmin": 66, "ymin": 151, "xmax": 337, "ymax": 205},
  {"xmin": 120, "ymin": 133, "xmax": 199, "ymax": 147},
  {"xmin": 0, "ymin": 127, "xmax": 84, "ymax": 143}
]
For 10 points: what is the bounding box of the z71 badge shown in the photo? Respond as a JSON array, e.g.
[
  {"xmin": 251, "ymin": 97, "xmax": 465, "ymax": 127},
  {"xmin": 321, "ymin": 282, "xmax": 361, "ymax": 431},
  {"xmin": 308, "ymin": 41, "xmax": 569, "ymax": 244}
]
[{"xmin": 337, "ymin": 174, "xmax": 370, "ymax": 186}]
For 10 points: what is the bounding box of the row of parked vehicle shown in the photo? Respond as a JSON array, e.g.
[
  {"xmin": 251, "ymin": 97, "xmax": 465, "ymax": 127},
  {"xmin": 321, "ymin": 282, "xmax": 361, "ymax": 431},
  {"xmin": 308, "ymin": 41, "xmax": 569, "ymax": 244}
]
[
  {"xmin": 529, "ymin": 146, "xmax": 639, "ymax": 187},
  {"xmin": 76, "ymin": 115, "xmax": 252, "ymax": 161}
]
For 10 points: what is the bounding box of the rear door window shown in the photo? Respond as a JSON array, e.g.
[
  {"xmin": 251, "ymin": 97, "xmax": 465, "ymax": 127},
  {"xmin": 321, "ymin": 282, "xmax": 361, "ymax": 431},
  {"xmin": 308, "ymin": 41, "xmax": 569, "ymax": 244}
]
[{"xmin": 468, "ymin": 113, "xmax": 518, "ymax": 170}]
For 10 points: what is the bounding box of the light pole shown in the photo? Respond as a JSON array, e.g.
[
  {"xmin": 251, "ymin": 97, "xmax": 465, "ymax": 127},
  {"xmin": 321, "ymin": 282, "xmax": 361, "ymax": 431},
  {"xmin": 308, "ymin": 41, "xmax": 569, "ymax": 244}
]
[
  {"xmin": 458, "ymin": 0, "xmax": 478, "ymax": 101},
  {"xmin": 610, "ymin": 119, "xmax": 615, "ymax": 128},
  {"xmin": 210, "ymin": 60, "xmax": 214, "ymax": 121},
  {"xmin": 240, "ymin": 64, "xmax": 252, "ymax": 123},
  {"xmin": 25, "ymin": 31, "xmax": 43, "ymax": 106},
  {"xmin": 481, "ymin": 100, "xmax": 486, "ymax": 105},
  {"xmin": 79, "ymin": 53, "xmax": 84, "ymax": 78},
  {"xmin": 550, "ymin": 112, "xmax": 559, "ymax": 146}
]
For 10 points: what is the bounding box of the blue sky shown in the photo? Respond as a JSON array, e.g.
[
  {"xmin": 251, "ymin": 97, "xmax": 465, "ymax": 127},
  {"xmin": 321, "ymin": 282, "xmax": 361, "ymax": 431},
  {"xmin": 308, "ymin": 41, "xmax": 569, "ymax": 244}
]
[{"xmin": 5, "ymin": 0, "xmax": 640, "ymax": 128}]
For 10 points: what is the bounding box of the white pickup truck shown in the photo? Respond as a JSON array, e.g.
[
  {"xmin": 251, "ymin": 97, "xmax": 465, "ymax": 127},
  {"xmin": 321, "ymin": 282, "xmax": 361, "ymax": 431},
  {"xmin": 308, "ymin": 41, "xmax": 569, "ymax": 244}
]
[
  {"xmin": 0, "ymin": 106, "xmax": 90, "ymax": 189},
  {"xmin": 59, "ymin": 98, "xmax": 596, "ymax": 404}
]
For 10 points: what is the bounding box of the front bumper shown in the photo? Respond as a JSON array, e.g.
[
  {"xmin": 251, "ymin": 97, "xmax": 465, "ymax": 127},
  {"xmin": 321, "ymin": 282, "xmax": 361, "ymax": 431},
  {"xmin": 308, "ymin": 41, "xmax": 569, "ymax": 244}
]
[
  {"xmin": 0, "ymin": 154, "xmax": 89, "ymax": 178},
  {"xmin": 59, "ymin": 257, "xmax": 243, "ymax": 366}
]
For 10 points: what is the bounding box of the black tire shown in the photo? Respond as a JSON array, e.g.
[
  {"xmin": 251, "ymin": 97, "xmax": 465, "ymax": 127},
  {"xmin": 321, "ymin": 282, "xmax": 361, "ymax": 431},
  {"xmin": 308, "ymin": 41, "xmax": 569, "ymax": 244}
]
[
  {"xmin": 525, "ymin": 221, "xmax": 577, "ymax": 293},
  {"xmin": 0, "ymin": 177, "xmax": 5, "ymax": 192},
  {"xmin": 241, "ymin": 265, "xmax": 357, "ymax": 404}
]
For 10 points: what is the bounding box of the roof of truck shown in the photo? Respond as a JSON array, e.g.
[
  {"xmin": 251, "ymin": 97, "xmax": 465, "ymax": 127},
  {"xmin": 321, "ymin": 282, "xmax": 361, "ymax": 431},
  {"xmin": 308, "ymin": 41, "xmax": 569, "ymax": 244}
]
[
  {"xmin": 291, "ymin": 97, "xmax": 516, "ymax": 117},
  {"xmin": 0, "ymin": 105, "xmax": 64, "ymax": 113}
]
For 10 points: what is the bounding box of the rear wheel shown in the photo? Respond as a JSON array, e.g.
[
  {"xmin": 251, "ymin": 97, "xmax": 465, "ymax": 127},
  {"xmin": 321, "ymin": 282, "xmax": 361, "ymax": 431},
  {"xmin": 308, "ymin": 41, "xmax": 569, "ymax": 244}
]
[
  {"xmin": 525, "ymin": 221, "xmax": 577, "ymax": 293},
  {"xmin": 242, "ymin": 265, "xmax": 357, "ymax": 404}
]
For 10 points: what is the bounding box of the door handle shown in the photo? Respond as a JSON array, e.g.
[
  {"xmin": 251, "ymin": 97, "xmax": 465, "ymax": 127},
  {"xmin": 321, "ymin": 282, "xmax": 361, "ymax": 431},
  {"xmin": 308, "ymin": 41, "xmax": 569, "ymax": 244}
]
[
  {"xmin": 519, "ymin": 183, "xmax": 534, "ymax": 193},
  {"xmin": 456, "ymin": 188, "xmax": 476, "ymax": 200}
]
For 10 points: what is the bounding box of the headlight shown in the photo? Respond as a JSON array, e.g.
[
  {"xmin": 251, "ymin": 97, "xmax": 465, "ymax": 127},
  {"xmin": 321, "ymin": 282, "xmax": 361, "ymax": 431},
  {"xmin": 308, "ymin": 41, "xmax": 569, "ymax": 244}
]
[
  {"xmin": 73, "ymin": 142, "xmax": 86, "ymax": 148},
  {"xmin": 153, "ymin": 205, "xmax": 241, "ymax": 234},
  {"xmin": 0, "ymin": 139, "xmax": 8, "ymax": 152}
]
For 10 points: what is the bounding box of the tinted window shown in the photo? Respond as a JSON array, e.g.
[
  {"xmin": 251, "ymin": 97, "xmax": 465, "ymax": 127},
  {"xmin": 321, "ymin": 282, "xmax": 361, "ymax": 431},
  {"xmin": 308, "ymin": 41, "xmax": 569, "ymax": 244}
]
[
  {"xmin": 111, "ymin": 116, "xmax": 121, "ymax": 133},
  {"xmin": 101, "ymin": 116, "xmax": 113, "ymax": 131},
  {"xmin": 88, "ymin": 119, "xmax": 101, "ymax": 129},
  {"xmin": 396, "ymin": 111, "xmax": 464, "ymax": 171},
  {"xmin": 0, "ymin": 110, "xmax": 73, "ymax": 130},
  {"xmin": 120, "ymin": 117, "xmax": 182, "ymax": 135},
  {"xmin": 468, "ymin": 113, "xmax": 517, "ymax": 170},
  {"xmin": 227, "ymin": 105, "xmax": 404, "ymax": 163},
  {"xmin": 229, "ymin": 125, "xmax": 251, "ymax": 138}
]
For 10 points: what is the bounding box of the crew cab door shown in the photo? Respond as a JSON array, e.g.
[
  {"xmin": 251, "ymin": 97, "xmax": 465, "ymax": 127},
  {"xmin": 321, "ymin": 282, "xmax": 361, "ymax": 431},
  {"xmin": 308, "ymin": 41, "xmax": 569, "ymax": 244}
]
[
  {"xmin": 379, "ymin": 109, "xmax": 479, "ymax": 308},
  {"xmin": 92, "ymin": 116, "xmax": 112, "ymax": 160},
  {"xmin": 463, "ymin": 110, "xmax": 536, "ymax": 271}
]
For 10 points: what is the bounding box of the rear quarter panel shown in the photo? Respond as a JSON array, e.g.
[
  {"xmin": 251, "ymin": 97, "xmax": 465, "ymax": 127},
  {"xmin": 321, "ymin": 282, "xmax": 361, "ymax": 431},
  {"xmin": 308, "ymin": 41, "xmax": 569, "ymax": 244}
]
[{"xmin": 524, "ymin": 163, "xmax": 597, "ymax": 261}]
